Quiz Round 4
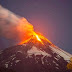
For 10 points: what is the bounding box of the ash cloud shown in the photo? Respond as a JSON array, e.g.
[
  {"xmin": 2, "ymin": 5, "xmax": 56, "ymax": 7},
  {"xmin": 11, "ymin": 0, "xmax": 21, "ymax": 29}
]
[{"xmin": 0, "ymin": 6, "xmax": 34, "ymax": 43}]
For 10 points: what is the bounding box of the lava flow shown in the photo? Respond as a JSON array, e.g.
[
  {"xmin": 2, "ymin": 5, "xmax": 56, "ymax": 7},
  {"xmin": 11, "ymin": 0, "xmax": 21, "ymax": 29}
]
[
  {"xmin": 19, "ymin": 32, "xmax": 43, "ymax": 44},
  {"xmin": 18, "ymin": 18, "xmax": 52, "ymax": 45}
]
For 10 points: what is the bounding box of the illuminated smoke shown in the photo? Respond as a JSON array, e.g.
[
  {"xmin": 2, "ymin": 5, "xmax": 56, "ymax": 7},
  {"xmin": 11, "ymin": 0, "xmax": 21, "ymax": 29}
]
[{"xmin": 0, "ymin": 6, "xmax": 34, "ymax": 42}]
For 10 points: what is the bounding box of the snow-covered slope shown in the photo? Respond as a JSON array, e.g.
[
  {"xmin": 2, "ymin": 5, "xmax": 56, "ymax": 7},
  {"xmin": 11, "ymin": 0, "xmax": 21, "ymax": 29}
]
[
  {"xmin": 50, "ymin": 45, "xmax": 72, "ymax": 61},
  {"xmin": 0, "ymin": 41, "xmax": 72, "ymax": 72}
]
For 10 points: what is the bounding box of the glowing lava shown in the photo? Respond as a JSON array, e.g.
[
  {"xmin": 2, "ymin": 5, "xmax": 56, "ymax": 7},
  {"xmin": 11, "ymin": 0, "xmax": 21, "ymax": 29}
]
[
  {"xmin": 33, "ymin": 32, "xmax": 42, "ymax": 42},
  {"xmin": 36, "ymin": 35, "xmax": 41, "ymax": 41},
  {"xmin": 18, "ymin": 18, "xmax": 52, "ymax": 45},
  {"xmin": 19, "ymin": 32, "xmax": 43, "ymax": 44},
  {"xmin": 19, "ymin": 31, "xmax": 52, "ymax": 45}
]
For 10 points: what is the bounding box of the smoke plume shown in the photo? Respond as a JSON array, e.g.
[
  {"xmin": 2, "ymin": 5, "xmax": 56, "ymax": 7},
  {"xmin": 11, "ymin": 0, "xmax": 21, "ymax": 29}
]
[{"xmin": 0, "ymin": 6, "xmax": 34, "ymax": 42}]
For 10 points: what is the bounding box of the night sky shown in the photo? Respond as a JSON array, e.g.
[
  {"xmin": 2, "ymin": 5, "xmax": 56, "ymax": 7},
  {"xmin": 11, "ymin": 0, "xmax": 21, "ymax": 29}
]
[{"xmin": 0, "ymin": 0, "xmax": 72, "ymax": 54}]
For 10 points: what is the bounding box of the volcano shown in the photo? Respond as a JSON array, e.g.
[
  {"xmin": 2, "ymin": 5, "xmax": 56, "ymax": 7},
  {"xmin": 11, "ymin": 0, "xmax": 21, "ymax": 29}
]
[
  {"xmin": 0, "ymin": 6, "xmax": 72, "ymax": 72},
  {"xmin": 0, "ymin": 35, "xmax": 72, "ymax": 72}
]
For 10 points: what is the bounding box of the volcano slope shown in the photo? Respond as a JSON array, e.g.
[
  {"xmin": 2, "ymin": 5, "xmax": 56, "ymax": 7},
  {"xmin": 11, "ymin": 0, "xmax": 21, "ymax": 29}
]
[{"xmin": 0, "ymin": 36, "xmax": 72, "ymax": 72}]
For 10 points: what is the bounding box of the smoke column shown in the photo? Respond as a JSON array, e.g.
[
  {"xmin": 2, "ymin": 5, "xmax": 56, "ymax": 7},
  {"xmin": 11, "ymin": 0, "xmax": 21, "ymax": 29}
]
[{"xmin": 0, "ymin": 6, "xmax": 34, "ymax": 42}]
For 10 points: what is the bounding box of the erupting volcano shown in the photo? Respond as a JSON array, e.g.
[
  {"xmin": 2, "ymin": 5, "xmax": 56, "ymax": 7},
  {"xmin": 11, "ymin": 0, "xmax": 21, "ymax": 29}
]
[
  {"xmin": 0, "ymin": 6, "xmax": 72, "ymax": 72},
  {"xmin": 18, "ymin": 18, "xmax": 52, "ymax": 45}
]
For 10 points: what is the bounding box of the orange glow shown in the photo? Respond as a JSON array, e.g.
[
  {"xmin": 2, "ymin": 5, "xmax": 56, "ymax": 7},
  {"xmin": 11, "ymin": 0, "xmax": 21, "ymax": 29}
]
[
  {"xmin": 19, "ymin": 32, "xmax": 44, "ymax": 44},
  {"xmin": 18, "ymin": 18, "xmax": 52, "ymax": 45},
  {"xmin": 19, "ymin": 31, "xmax": 52, "ymax": 45}
]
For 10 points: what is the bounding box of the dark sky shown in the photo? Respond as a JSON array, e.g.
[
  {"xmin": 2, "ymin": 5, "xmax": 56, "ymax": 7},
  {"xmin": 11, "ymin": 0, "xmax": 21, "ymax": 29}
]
[{"xmin": 0, "ymin": 0, "xmax": 72, "ymax": 54}]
